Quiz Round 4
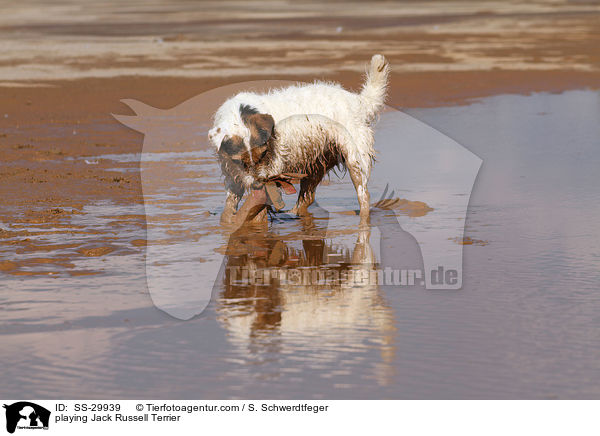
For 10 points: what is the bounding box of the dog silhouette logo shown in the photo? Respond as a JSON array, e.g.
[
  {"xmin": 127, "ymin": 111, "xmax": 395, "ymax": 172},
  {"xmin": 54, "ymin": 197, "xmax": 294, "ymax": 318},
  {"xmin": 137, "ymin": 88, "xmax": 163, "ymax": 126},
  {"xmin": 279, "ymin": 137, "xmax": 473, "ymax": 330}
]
[
  {"xmin": 113, "ymin": 80, "xmax": 481, "ymax": 320},
  {"xmin": 3, "ymin": 402, "xmax": 50, "ymax": 434}
]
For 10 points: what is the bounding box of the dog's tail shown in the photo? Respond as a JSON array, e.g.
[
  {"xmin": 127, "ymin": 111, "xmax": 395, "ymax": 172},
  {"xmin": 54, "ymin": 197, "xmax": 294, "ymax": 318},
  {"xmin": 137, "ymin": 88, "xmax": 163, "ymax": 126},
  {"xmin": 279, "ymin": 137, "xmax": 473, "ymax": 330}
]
[{"xmin": 360, "ymin": 54, "xmax": 390, "ymax": 122}]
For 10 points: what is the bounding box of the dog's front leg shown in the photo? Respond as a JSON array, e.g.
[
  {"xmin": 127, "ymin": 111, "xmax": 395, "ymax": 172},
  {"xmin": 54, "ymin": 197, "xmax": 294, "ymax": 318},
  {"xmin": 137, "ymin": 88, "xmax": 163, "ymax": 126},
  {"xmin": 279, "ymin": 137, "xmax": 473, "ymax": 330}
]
[
  {"xmin": 221, "ymin": 190, "xmax": 243, "ymax": 225},
  {"xmin": 290, "ymin": 170, "xmax": 324, "ymax": 216},
  {"xmin": 291, "ymin": 189, "xmax": 315, "ymax": 216}
]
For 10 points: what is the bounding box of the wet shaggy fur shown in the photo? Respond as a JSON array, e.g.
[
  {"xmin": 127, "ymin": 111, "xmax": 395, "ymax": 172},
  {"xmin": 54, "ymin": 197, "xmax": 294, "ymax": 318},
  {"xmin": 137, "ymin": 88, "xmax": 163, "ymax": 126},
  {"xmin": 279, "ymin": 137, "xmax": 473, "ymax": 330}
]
[{"xmin": 209, "ymin": 54, "xmax": 390, "ymax": 224}]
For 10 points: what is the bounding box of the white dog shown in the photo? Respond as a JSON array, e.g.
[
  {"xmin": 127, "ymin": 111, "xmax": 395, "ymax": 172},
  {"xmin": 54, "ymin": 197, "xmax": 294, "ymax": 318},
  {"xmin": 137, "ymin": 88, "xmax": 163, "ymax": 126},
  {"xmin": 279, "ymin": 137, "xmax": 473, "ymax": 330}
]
[{"xmin": 209, "ymin": 54, "xmax": 390, "ymax": 225}]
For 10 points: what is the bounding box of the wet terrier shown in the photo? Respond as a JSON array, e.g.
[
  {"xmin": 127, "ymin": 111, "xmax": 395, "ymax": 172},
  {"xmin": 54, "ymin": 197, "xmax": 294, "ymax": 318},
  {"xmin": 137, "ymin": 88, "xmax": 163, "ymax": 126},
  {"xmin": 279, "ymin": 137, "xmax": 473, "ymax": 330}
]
[{"xmin": 209, "ymin": 54, "xmax": 390, "ymax": 225}]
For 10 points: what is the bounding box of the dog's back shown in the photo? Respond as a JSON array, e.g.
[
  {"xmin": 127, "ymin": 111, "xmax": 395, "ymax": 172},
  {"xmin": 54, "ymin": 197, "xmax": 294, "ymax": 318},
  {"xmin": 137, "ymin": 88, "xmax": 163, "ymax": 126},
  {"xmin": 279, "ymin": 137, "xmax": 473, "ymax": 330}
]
[{"xmin": 223, "ymin": 55, "xmax": 389, "ymax": 132}]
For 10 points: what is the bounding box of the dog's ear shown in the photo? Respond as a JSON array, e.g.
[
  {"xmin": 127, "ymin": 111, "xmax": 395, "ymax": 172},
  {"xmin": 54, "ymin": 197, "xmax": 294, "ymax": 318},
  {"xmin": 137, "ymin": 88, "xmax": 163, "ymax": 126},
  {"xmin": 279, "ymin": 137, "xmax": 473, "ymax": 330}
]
[
  {"xmin": 240, "ymin": 105, "xmax": 274, "ymax": 148},
  {"xmin": 220, "ymin": 135, "xmax": 245, "ymax": 160},
  {"xmin": 247, "ymin": 113, "xmax": 274, "ymax": 147}
]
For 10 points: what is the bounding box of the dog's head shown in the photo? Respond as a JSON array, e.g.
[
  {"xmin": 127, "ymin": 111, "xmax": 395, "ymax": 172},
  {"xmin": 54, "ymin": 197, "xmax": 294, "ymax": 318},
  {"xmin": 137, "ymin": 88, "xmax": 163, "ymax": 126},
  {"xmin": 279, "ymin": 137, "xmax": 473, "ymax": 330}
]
[{"xmin": 209, "ymin": 104, "xmax": 274, "ymax": 167}]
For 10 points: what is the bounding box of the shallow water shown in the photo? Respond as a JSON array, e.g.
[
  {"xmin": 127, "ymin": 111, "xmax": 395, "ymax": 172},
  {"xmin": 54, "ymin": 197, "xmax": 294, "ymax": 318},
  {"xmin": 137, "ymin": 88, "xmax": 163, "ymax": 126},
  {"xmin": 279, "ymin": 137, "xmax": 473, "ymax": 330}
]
[{"xmin": 1, "ymin": 90, "xmax": 599, "ymax": 399}]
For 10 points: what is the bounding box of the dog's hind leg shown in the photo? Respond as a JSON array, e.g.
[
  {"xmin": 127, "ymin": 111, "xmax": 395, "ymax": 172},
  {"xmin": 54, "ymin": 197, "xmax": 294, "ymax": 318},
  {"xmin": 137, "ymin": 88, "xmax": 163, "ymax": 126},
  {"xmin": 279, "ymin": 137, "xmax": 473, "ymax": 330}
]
[{"xmin": 347, "ymin": 161, "xmax": 371, "ymax": 227}]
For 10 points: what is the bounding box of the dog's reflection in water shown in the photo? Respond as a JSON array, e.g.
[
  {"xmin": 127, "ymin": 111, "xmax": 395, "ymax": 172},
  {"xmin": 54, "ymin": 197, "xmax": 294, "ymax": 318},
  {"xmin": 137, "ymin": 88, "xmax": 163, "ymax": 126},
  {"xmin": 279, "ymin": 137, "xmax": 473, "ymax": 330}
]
[{"xmin": 216, "ymin": 212, "xmax": 396, "ymax": 385}]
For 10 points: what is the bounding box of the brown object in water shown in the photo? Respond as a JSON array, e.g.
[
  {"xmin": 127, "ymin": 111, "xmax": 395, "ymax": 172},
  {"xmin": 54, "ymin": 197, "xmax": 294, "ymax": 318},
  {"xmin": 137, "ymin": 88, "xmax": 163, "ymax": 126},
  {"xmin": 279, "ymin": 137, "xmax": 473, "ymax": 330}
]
[
  {"xmin": 230, "ymin": 187, "xmax": 268, "ymax": 228},
  {"xmin": 230, "ymin": 173, "xmax": 307, "ymax": 228},
  {"xmin": 262, "ymin": 173, "xmax": 307, "ymax": 212},
  {"xmin": 265, "ymin": 183, "xmax": 285, "ymax": 211}
]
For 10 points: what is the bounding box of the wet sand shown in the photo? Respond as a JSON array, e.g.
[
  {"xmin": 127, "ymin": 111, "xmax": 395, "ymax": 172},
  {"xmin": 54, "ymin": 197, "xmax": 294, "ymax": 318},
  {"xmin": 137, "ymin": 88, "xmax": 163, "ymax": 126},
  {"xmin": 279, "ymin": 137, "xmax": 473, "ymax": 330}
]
[{"xmin": 1, "ymin": 0, "xmax": 600, "ymax": 398}]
